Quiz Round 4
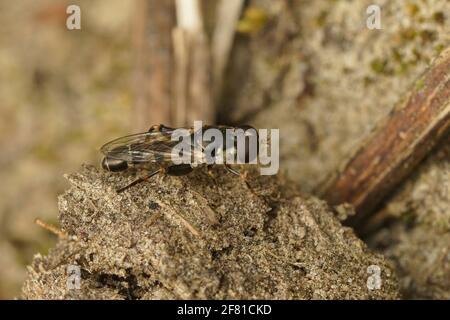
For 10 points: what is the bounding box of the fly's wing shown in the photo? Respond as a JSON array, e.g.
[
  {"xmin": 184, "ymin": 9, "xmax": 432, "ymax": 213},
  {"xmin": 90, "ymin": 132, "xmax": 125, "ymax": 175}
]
[{"xmin": 100, "ymin": 129, "xmax": 194, "ymax": 164}]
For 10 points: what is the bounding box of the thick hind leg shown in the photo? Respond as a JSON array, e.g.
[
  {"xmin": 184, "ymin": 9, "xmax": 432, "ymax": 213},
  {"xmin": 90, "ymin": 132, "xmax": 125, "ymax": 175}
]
[{"xmin": 165, "ymin": 164, "xmax": 194, "ymax": 176}]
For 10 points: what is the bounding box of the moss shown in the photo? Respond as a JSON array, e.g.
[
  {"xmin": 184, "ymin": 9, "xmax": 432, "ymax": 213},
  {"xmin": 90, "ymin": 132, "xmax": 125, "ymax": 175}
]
[
  {"xmin": 415, "ymin": 78, "xmax": 425, "ymax": 90},
  {"xmin": 432, "ymin": 11, "xmax": 445, "ymax": 24},
  {"xmin": 400, "ymin": 27, "xmax": 418, "ymax": 41},
  {"xmin": 434, "ymin": 43, "xmax": 445, "ymax": 54},
  {"xmin": 405, "ymin": 3, "xmax": 420, "ymax": 17},
  {"xmin": 315, "ymin": 10, "xmax": 329, "ymax": 27},
  {"xmin": 419, "ymin": 29, "xmax": 437, "ymax": 43},
  {"xmin": 237, "ymin": 7, "xmax": 268, "ymax": 35},
  {"xmin": 370, "ymin": 58, "xmax": 391, "ymax": 75}
]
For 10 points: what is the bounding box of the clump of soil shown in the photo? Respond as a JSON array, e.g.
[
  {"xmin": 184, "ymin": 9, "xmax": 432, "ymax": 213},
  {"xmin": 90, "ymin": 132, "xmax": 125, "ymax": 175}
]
[{"xmin": 21, "ymin": 165, "xmax": 399, "ymax": 299}]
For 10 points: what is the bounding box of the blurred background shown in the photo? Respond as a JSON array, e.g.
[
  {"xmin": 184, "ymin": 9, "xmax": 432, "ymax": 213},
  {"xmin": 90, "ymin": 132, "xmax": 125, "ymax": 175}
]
[
  {"xmin": 1, "ymin": 0, "xmax": 449, "ymax": 299},
  {"xmin": 0, "ymin": 0, "xmax": 133, "ymax": 298}
]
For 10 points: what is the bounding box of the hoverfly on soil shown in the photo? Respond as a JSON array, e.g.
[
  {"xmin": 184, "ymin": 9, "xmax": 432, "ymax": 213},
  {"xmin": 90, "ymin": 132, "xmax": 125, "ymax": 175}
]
[{"xmin": 101, "ymin": 124, "xmax": 259, "ymax": 192}]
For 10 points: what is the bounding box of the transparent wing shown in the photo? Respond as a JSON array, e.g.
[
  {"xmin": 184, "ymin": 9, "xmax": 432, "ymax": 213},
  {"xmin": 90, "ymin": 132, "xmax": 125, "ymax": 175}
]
[{"xmin": 100, "ymin": 129, "xmax": 193, "ymax": 163}]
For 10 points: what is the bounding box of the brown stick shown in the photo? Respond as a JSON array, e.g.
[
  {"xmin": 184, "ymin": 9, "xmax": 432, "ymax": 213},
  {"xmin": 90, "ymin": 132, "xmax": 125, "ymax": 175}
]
[
  {"xmin": 320, "ymin": 47, "xmax": 450, "ymax": 226},
  {"xmin": 132, "ymin": 0, "xmax": 175, "ymax": 130},
  {"xmin": 211, "ymin": 0, "xmax": 245, "ymax": 102},
  {"xmin": 172, "ymin": 28, "xmax": 189, "ymax": 126},
  {"xmin": 173, "ymin": 0, "xmax": 214, "ymax": 126},
  {"xmin": 35, "ymin": 218, "xmax": 67, "ymax": 239}
]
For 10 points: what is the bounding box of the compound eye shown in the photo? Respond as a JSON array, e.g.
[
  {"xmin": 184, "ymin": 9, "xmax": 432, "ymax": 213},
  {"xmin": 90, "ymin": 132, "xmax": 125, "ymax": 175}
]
[{"xmin": 102, "ymin": 157, "xmax": 128, "ymax": 172}]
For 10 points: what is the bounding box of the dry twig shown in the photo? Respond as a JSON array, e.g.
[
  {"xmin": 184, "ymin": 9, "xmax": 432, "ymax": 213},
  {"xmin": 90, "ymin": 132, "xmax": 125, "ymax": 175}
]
[
  {"xmin": 35, "ymin": 218, "xmax": 67, "ymax": 239},
  {"xmin": 211, "ymin": 0, "xmax": 245, "ymax": 101},
  {"xmin": 132, "ymin": 0, "xmax": 174, "ymax": 129},
  {"xmin": 173, "ymin": 0, "xmax": 213, "ymax": 126},
  {"xmin": 320, "ymin": 47, "xmax": 450, "ymax": 227}
]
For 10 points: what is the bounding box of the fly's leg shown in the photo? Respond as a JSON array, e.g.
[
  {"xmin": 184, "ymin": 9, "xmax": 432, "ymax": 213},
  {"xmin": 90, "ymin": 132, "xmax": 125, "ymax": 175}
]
[
  {"xmin": 116, "ymin": 168, "xmax": 162, "ymax": 193},
  {"xmin": 225, "ymin": 164, "xmax": 263, "ymax": 201},
  {"xmin": 148, "ymin": 124, "xmax": 176, "ymax": 133},
  {"xmin": 224, "ymin": 164, "xmax": 240, "ymax": 176}
]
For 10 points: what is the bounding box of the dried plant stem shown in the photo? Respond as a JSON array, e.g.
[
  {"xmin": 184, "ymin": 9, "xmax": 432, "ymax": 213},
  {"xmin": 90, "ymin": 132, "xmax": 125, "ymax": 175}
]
[
  {"xmin": 133, "ymin": 0, "xmax": 174, "ymax": 130},
  {"xmin": 172, "ymin": 28, "xmax": 189, "ymax": 126},
  {"xmin": 156, "ymin": 200, "xmax": 200, "ymax": 237},
  {"xmin": 133, "ymin": 0, "xmax": 243, "ymax": 127},
  {"xmin": 212, "ymin": 0, "xmax": 245, "ymax": 101},
  {"xmin": 320, "ymin": 47, "xmax": 450, "ymax": 227},
  {"xmin": 173, "ymin": 0, "xmax": 213, "ymax": 126},
  {"xmin": 35, "ymin": 218, "xmax": 67, "ymax": 239}
]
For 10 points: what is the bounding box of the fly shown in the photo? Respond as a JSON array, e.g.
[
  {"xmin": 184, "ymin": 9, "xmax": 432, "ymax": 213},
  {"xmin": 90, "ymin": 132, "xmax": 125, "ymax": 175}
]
[{"xmin": 100, "ymin": 124, "xmax": 258, "ymax": 192}]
